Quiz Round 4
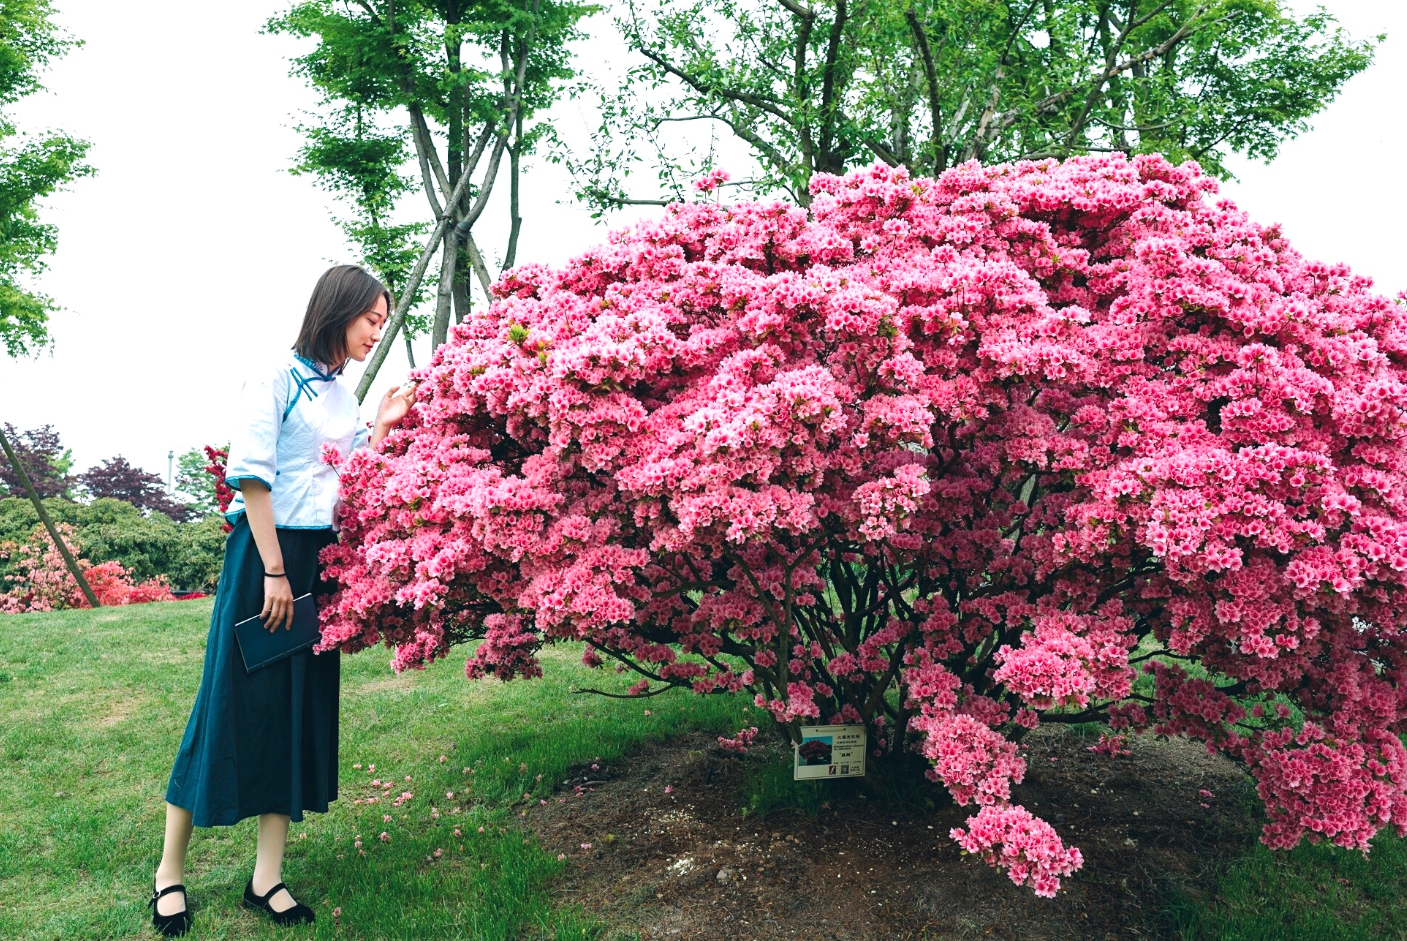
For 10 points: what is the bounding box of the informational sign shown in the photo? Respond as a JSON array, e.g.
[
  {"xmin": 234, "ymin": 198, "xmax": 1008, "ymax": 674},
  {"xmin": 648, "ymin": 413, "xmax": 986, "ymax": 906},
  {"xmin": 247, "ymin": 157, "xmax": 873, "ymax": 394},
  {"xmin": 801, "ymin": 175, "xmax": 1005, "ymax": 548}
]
[{"xmin": 793, "ymin": 724, "xmax": 867, "ymax": 780}]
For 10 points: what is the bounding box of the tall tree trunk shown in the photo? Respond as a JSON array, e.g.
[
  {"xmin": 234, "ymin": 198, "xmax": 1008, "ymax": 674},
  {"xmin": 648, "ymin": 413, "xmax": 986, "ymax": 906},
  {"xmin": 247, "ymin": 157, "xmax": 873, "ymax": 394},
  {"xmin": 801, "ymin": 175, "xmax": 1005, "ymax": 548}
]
[
  {"xmin": 431, "ymin": 231, "xmax": 459, "ymax": 349},
  {"xmin": 0, "ymin": 425, "xmax": 99, "ymax": 607},
  {"xmin": 403, "ymin": 330, "xmax": 416, "ymax": 368},
  {"xmin": 446, "ymin": 10, "xmax": 464, "ymax": 210},
  {"xmin": 504, "ymin": 110, "xmax": 524, "ymax": 270},
  {"xmin": 452, "ymin": 244, "xmax": 470, "ymax": 325}
]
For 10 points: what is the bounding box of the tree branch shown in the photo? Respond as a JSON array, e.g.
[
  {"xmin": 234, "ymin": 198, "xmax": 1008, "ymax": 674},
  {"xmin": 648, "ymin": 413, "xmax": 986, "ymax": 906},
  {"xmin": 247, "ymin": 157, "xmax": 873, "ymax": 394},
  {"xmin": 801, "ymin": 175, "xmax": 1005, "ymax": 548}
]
[
  {"xmin": 637, "ymin": 47, "xmax": 794, "ymax": 123},
  {"xmin": 351, "ymin": 0, "xmax": 382, "ymax": 23},
  {"xmin": 355, "ymin": 162, "xmax": 476, "ymax": 401},
  {"xmin": 816, "ymin": 0, "xmax": 849, "ymax": 172},
  {"xmin": 905, "ymin": 7, "xmax": 943, "ymax": 173},
  {"xmin": 0, "ymin": 425, "xmax": 99, "ymax": 607},
  {"xmin": 462, "ymin": 230, "xmax": 496, "ymax": 297},
  {"xmin": 431, "ymin": 230, "xmax": 457, "ymax": 348},
  {"xmin": 409, "ymin": 104, "xmax": 453, "ymax": 200},
  {"xmin": 997, "ymin": 3, "xmax": 1220, "ymax": 138},
  {"xmin": 504, "ymin": 110, "xmax": 524, "ymax": 269},
  {"xmin": 773, "ymin": 0, "xmax": 814, "ymax": 19},
  {"xmin": 584, "ymin": 187, "xmax": 674, "ymax": 207}
]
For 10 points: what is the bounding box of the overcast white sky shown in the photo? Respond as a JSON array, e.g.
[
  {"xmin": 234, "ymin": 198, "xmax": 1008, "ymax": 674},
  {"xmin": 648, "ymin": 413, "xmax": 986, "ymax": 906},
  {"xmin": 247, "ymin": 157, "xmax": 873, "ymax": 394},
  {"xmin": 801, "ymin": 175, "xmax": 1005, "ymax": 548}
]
[{"xmin": 1, "ymin": 0, "xmax": 1402, "ymax": 481}]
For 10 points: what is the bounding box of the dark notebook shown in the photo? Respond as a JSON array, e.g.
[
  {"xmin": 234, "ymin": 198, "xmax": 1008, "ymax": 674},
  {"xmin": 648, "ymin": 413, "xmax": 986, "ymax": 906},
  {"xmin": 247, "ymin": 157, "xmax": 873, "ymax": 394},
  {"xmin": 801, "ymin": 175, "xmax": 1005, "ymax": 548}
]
[{"xmin": 233, "ymin": 593, "xmax": 322, "ymax": 672}]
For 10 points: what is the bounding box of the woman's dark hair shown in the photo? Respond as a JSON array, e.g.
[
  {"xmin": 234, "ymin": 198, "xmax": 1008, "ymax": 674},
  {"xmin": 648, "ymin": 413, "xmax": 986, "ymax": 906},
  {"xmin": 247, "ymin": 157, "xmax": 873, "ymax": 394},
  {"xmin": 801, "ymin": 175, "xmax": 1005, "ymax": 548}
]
[{"xmin": 293, "ymin": 265, "xmax": 392, "ymax": 368}]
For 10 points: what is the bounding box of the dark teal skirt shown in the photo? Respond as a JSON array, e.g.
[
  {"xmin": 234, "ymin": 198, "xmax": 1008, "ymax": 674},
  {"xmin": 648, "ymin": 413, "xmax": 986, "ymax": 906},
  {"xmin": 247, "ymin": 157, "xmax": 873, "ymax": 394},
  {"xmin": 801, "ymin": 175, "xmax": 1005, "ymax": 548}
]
[{"xmin": 165, "ymin": 516, "xmax": 340, "ymax": 827}]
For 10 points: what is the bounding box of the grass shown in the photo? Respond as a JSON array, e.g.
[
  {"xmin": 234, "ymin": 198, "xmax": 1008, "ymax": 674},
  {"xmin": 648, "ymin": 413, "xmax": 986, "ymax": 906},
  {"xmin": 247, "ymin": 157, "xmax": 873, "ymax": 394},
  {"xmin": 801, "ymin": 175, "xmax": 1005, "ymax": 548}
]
[
  {"xmin": 0, "ymin": 600, "xmax": 752, "ymax": 940},
  {"xmin": 1167, "ymin": 834, "xmax": 1407, "ymax": 940},
  {"xmin": 1165, "ymin": 790, "xmax": 1407, "ymax": 941},
  {"xmin": 3, "ymin": 602, "xmax": 1406, "ymax": 940}
]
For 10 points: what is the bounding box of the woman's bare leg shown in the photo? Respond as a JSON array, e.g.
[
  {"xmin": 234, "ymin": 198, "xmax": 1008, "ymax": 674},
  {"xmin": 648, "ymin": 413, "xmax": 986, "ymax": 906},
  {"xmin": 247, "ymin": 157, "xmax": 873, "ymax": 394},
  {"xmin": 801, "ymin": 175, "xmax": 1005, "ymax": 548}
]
[
  {"xmin": 251, "ymin": 813, "xmax": 298, "ymax": 912},
  {"xmin": 154, "ymin": 803, "xmax": 193, "ymax": 916}
]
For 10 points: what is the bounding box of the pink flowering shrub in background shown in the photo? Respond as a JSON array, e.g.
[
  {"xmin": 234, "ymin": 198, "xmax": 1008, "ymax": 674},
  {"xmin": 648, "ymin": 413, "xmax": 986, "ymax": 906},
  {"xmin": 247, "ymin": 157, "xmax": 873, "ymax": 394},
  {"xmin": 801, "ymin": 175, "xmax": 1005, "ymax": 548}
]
[
  {"xmin": 0, "ymin": 524, "xmax": 175, "ymax": 612},
  {"xmin": 320, "ymin": 154, "xmax": 1407, "ymax": 895}
]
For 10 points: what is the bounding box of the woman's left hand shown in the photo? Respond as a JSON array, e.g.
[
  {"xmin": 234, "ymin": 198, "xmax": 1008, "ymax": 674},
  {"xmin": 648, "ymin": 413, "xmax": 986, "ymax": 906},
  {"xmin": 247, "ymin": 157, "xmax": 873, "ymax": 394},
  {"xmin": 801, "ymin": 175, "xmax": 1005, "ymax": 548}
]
[{"xmin": 371, "ymin": 382, "xmax": 417, "ymax": 445}]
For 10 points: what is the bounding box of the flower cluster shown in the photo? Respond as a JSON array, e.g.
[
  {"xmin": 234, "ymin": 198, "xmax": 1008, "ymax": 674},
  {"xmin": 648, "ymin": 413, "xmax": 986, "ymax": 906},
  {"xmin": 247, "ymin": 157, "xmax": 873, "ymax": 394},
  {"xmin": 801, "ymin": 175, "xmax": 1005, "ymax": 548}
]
[
  {"xmin": 0, "ymin": 524, "xmax": 175, "ymax": 612},
  {"xmin": 718, "ymin": 726, "xmax": 760, "ymax": 753},
  {"xmin": 321, "ymin": 154, "xmax": 1407, "ymax": 894},
  {"xmin": 951, "ymin": 805, "xmax": 1084, "ymax": 897},
  {"xmin": 204, "ymin": 445, "xmax": 234, "ymax": 532}
]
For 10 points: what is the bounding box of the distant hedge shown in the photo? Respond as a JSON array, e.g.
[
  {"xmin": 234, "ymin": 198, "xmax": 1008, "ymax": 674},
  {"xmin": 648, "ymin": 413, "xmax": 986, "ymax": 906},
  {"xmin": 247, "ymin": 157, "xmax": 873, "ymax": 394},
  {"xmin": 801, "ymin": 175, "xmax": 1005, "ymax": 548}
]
[{"xmin": 0, "ymin": 498, "xmax": 226, "ymax": 593}]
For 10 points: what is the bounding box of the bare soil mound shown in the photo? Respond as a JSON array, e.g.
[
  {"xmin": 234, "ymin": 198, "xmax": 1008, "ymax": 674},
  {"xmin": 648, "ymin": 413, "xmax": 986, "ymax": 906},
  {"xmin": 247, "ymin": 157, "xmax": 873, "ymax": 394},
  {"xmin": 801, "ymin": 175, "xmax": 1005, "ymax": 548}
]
[{"xmin": 526, "ymin": 726, "xmax": 1256, "ymax": 940}]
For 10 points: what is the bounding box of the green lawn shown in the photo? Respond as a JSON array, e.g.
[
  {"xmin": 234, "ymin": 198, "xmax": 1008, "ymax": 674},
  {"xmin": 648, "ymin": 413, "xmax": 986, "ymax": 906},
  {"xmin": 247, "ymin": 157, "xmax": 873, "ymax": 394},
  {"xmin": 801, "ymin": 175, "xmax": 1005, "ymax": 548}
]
[
  {"xmin": 0, "ymin": 601, "xmax": 750, "ymax": 940},
  {"xmin": 1167, "ymin": 828, "xmax": 1407, "ymax": 941},
  {"xmin": 1, "ymin": 602, "xmax": 1404, "ymax": 940}
]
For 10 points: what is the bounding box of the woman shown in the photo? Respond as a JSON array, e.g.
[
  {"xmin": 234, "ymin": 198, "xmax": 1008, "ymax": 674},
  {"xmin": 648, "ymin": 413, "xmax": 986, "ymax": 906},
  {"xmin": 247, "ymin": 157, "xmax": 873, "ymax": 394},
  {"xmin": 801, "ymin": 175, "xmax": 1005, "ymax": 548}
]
[{"xmin": 150, "ymin": 265, "xmax": 415, "ymax": 936}]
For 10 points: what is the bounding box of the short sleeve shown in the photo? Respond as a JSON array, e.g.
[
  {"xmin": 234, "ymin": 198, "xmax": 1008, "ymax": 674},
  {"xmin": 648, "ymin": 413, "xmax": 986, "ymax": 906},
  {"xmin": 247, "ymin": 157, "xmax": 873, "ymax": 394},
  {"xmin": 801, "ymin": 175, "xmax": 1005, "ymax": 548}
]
[
  {"xmin": 225, "ymin": 363, "xmax": 289, "ymax": 491},
  {"xmin": 351, "ymin": 421, "xmax": 371, "ymax": 453}
]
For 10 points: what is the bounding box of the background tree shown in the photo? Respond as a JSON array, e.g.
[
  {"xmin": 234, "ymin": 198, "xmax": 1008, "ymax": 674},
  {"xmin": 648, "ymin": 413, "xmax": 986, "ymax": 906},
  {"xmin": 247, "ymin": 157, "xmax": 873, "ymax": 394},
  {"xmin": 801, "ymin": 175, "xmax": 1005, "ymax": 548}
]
[
  {"xmin": 268, "ymin": 0, "xmax": 591, "ymax": 388},
  {"xmin": 0, "ymin": 2, "xmax": 93, "ymax": 603},
  {"xmin": 173, "ymin": 445, "xmax": 227, "ymax": 518},
  {"xmin": 568, "ymin": 0, "xmax": 1377, "ymax": 208},
  {"xmin": 0, "ymin": 0, "xmax": 92, "ymax": 356},
  {"xmin": 0, "ymin": 422, "xmax": 70, "ymax": 498},
  {"xmin": 78, "ymin": 456, "xmax": 189, "ymax": 521},
  {"xmin": 288, "ymin": 103, "xmax": 433, "ymax": 365}
]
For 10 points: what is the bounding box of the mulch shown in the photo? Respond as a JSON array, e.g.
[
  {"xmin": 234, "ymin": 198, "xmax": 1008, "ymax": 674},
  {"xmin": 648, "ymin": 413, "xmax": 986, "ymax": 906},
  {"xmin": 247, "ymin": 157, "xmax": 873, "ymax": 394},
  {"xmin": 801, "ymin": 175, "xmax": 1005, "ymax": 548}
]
[{"xmin": 524, "ymin": 725, "xmax": 1257, "ymax": 940}]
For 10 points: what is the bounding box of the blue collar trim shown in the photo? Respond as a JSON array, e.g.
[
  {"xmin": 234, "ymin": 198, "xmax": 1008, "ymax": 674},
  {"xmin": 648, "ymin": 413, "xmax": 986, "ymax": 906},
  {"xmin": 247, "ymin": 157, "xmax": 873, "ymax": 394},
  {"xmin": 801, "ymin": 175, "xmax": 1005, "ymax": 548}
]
[
  {"xmin": 284, "ymin": 354, "xmax": 342, "ymax": 421},
  {"xmin": 293, "ymin": 353, "xmax": 342, "ymax": 379}
]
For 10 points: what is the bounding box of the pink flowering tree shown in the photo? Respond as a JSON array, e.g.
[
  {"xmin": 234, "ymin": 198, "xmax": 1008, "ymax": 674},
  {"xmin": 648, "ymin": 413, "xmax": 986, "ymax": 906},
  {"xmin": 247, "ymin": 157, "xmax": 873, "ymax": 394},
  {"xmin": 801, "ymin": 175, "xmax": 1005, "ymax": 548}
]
[
  {"xmin": 319, "ymin": 155, "xmax": 1407, "ymax": 896},
  {"xmin": 1, "ymin": 524, "xmax": 175, "ymax": 613}
]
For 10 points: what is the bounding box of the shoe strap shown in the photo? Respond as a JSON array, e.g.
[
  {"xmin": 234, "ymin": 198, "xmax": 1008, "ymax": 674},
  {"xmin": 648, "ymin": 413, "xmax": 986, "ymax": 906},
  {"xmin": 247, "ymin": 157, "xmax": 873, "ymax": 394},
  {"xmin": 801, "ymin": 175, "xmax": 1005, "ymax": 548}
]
[
  {"xmin": 151, "ymin": 883, "xmax": 187, "ymax": 904},
  {"xmin": 257, "ymin": 881, "xmax": 289, "ymax": 904}
]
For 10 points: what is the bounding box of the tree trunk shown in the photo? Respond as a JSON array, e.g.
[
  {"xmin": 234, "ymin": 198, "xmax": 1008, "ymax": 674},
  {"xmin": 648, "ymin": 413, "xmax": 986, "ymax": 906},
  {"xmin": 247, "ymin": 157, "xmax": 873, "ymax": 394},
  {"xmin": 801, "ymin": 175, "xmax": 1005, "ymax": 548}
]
[
  {"xmin": 431, "ymin": 231, "xmax": 459, "ymax": 350},
  {"xmin": 0, "ymin": 424, "xmax": 100, "ymax": 607},
  {"xmin": 452, "ymin": 244, "xmax": 470, "ymax": 326},
  {"xmin": 504, "ymin": 112, "xmax": 524, "ymax": 269}
]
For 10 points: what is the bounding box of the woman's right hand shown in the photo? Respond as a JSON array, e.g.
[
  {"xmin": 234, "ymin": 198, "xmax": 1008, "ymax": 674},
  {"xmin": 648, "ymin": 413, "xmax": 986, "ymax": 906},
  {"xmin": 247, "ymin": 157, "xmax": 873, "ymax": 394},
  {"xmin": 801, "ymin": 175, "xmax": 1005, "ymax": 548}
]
[
  {"xmin": 370, "ymin": 382, "xmax": 418, "ymax": 445},
  {"xmin": 261, "ymin": 574, "xmax": 296, "ymax": 632}
]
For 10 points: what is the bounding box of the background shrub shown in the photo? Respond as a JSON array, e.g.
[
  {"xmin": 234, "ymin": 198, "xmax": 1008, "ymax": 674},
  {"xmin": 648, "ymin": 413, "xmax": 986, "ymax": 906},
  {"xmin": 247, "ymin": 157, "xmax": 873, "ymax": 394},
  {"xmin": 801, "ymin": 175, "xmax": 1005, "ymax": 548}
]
[{"xmin": 0, "ymin": 497, "xmax": 225, "ymax": 593}]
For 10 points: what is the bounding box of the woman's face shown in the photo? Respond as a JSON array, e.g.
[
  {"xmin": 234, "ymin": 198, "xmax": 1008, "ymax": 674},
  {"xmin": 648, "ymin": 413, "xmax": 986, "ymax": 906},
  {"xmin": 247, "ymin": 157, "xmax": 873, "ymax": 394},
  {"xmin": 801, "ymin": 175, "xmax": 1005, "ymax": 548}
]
[{"xmin": 343, "ymin": 295, "xmax": 388, "ymax": 364}]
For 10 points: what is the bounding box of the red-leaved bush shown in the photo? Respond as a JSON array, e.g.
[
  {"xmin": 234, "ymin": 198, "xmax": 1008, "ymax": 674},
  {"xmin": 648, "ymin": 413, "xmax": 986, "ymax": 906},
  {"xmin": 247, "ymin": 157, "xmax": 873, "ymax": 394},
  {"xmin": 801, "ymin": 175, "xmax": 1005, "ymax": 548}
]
[
  {"xmin": 0, "ymin": 525, "xmax": 175, "ymax": 612},
  {"xmin": 319, "ymin": 155, "xmax": 1407, "ymax": 895}
]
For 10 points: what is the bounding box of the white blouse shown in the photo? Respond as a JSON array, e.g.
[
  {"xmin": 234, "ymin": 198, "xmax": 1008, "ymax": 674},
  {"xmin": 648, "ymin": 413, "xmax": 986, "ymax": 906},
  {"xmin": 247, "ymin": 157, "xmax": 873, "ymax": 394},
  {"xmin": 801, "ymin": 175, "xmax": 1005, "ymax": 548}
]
[{"xmin": 224, "ymin": 353, "xmax": 369, "ymax": 530}]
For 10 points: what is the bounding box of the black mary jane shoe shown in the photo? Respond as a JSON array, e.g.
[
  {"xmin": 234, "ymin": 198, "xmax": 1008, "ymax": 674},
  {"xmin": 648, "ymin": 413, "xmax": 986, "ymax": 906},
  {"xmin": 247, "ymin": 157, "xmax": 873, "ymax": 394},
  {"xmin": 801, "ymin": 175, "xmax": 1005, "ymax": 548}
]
[
  {"xmin": 243, "ymin": 879, "xmax": 315, "ymax": 926},
  {"xmin": 148, "ymin": 881, "xmax": 192, "ymax": 938}
]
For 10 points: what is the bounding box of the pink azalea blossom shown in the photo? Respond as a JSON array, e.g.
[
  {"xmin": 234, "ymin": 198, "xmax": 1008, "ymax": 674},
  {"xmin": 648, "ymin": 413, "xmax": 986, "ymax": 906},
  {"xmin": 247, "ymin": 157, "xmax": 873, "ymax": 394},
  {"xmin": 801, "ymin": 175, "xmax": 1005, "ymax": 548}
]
[
  {"xmin": 952, "ymin": 805, "xmax": 1084, "ymax": 897},
  {"xmin": 319, "ymin": 154, "xmax": 1407, "ymax": 894}
]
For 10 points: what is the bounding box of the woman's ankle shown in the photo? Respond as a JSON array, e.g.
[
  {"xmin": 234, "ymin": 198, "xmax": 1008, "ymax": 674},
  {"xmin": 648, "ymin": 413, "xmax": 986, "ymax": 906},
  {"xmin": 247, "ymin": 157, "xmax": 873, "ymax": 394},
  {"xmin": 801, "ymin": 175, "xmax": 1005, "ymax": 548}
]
[
  {"xmin": 250, "ymin": 868, "xmax": 283, "ymax": 896},
  {"xmin": 154, "ymin": 864, "xmax": 185, "ymax": 889}
]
